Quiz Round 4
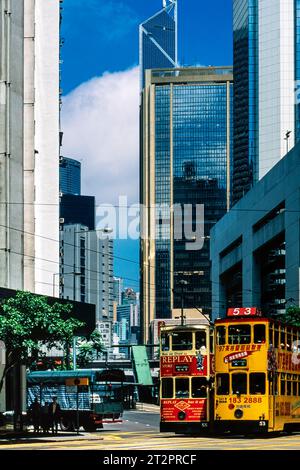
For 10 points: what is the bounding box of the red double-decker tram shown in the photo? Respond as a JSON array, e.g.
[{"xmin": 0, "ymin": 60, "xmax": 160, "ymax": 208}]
[{"xmin": 159, "ymin": 324, "xmax": 214, "ymax": 434}]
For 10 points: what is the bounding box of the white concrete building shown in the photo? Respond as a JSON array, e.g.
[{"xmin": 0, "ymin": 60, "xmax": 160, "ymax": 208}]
[
  {"xmin": 233, "ymin": 0, "xmax": 300, "ymax": 202},
  {"xmin": 0, "ymin": 0, "xmax": 60, "ymax": 412},
  {"xmin": 24, "ymin": 0, "xmax": 60, "ymax": 295},
  {"xmin": 60, "ymin": 224, "xmax": 114, "ymax": 323},
  {"xmin": 258, "ymin": 0, "xmax": 296, "ymax": 177}
]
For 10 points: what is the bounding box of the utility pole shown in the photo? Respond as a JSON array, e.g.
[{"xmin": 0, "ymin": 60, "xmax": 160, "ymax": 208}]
[{"xmin": 178, "ymin": 280, "xmax": 188, "ymax": 326}]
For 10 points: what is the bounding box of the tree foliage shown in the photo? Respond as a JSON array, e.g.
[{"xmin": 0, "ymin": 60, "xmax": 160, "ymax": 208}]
[
  {"xmin": 76, "ymin": 329, "xmax": 106, "ymax": 368},
  {"xmin": 0, "ymin": 291, "xmax": 84, "ymax": 392},
  {"xmin": 272, "ymin": 306, "xmax": 300, "ymax": 327}
]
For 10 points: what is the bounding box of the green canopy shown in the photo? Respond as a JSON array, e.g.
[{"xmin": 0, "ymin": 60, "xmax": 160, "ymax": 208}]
[{"xmin": 131, "ymin": 346, "xmax": 153, "ymax": 386}]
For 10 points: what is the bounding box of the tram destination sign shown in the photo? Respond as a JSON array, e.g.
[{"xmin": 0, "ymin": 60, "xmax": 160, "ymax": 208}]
[{"xmin": 227, "ymin": 307, "xmax": 262, "ymax": 317}]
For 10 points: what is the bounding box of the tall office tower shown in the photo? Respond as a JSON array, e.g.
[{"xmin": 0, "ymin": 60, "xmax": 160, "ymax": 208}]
[
  {"xmin": 113, "ymin": 277, "xmax": 123, "ymax": 305},
  {"xmin": 139, "ymin": 0, "xmax": 177, "ymax": 89},
  {"xmin": 59, "ymin": 157, "xmax": 81, "ymax": 195},
  {"xmin": 60, "ymin": 224, "xmax": 114, "ymax": 323},
  {"xmin": 24, "ymin": 0, "xmax": 60, "ymax": 295},
  {"xmin": 233, "ymin": 0, "xmax": 299, "ymax": 204},
  {"xmin": 140, "ymin": 67, "xmax": 233, "ymax": 342}
]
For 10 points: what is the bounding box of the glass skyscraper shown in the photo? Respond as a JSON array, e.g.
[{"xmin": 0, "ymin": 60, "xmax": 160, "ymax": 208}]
[
  {"xmin": 232, "ymin": 0, "xmax": 258, "ymax": 204},
  {"xmin": 233, "ymin": 0, "xmax": 300, "ymax": 204},
  {"xmin": 139, "ymin": 0, "xmax": 177, "ymax": 89},
  {"xmin": 59, "ymin": 156, "xmax": 81, "ymax": 195},
  {"xmin": 140, "ymin": 68, "xmax": 233, "ymax": 342}
]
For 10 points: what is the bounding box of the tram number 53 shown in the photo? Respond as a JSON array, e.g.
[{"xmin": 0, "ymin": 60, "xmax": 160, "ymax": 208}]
[{"xmin": 228, "ymin": 307, "xmax": 259, "ymax": 317}]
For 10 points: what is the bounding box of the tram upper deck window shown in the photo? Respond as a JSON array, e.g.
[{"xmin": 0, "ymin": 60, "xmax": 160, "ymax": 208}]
[
  {"xmin": 161, "ymin": 333, "xmax": 170, "ymax": 351},
  {"xmin": 192, "ymin": 377, "xmax": 207, "ymax": 398},
  {"xmin": 216, "ymin": 374, "xmax": 229, "ymax": 395},
  {"xmin": 195, "ymin": 331, "xmax": 206, "ymax": 350},
  {"xmin": 228, "ymin": 325, "xmax": 251, "ymax": 344},
  {"xmin": 175, "ymin": 378, "xmax": 189, "ymax": 398},
  {"xmin": 216, "ymin": 326, "xmax": 226, "ymax": 345},
  {"xmin": 250, "ymin": 373, "xmax": 266, "ymax": 395},
  {"xmin": 161, "ymin": 378, "xmax": 173, "ymax": 399},
  {"xmin": 254, "ymin": 324, "xmax": 266, "ymax": 344},
  {"xmin": 232, "ymin": 373, "xmax": 247, "ymax": 395},
  {"xmin": 172, "ymin": 332, "xmax": 193, "ymax": 351}
]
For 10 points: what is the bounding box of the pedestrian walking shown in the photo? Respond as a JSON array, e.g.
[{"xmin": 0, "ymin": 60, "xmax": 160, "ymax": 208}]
[
  {"xmin": 48, "ymin": 396, "xmax": 61, "ymax": 434},
  {"xmin": 29, "ymin": 398, "xmax": 41, "ymax": 433},
  {"xmin": 41, "ymin": 401, "xmax": 50, "ymax": 434}
]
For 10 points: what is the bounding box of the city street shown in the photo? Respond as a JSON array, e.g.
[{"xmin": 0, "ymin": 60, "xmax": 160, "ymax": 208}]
[{"xmin": 1, "ymin": 409, "xmax": 300, "ymax": 450}]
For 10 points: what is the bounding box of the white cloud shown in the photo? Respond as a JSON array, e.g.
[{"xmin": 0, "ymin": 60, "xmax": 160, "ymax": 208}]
[{"xmin": 61, "ymin": 67, "xmax": 139, "ymax": 206}]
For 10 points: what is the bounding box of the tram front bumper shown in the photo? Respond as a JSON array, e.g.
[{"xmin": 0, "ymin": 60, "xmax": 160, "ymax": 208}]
[
  {"xmin": 160, "ymin": 421, "xmax": 210, "ymax": 434},
  {"xmin": 214, "ymin": 420, "xmax": 269, "ymax": 434}
]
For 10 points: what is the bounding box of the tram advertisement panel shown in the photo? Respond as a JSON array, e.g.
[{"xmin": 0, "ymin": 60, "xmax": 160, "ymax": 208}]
[
  {"xmin": 161, "ymin": 399, "xmax": 207, "ymax": 422},
  {"xmin": 160, "ymin": 354, "xmax": 208, "ymax": 376}
]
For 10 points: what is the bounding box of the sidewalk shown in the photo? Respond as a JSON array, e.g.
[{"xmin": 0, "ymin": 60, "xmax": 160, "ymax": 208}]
[
  {"xmin": 0, "ymin": 430, "xmax": 103, "ymax": 443},
  {"xmin": 135, "ymin": 402, "xmax": 160, "ymax": 413}
]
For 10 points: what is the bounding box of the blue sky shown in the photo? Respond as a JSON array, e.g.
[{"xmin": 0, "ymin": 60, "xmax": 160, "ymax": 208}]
[{"xmin": 61, "ymin": 0, "xmax": 233, "ymax": 289}]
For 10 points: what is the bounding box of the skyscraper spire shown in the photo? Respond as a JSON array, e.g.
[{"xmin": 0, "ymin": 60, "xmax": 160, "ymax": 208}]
[{"xmin": 139, "ymin": 0, "xmax": 178, "ymax": 89}]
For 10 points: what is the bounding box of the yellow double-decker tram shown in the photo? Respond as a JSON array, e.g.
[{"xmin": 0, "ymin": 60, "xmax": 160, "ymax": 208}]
[{"xmin": 214, "ymin": 307, "xmax": 300, "ymax": 434}]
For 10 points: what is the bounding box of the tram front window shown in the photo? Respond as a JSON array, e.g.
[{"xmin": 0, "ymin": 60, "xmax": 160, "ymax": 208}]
[
  {"xmin": 192, "ymin": 377, "xmax": 207, "ymax": 398},
  {"xmin": 175, "ymin": 378, "xmax": 189, "ymax": 398},
  {"xmin": 216, "ymin": 326, "xmax": 226, "ymax": 345},
  {"xmin": 228, "ymin": 325, "xmax": 251, "ymax": 344},
  {"xmin": 195, "ymin": 331, "xmax": 206, "ymax": 350},
  {"xmin": 216, "ymin": 374, "xmax": 229, "ymax": 395},
  {"xmin": 161, "ymin": 333, "xmax": 170, "ymax": 351},
  {"xmin": 172, "ymin": 332, "xmax": 193, "ymax": 351},
  {"xmin": 232, "ymin": 373, "xmax": 247, "ymax": 395},
  {"xmin": 254, "ymin": 325, "xmax": 266, "ymax": 344}
]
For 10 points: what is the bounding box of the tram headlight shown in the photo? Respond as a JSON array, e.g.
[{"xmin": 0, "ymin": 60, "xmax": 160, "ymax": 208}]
[
  {"xmin": 178, "ymin": 411, "xmax": 186, "ymax": 421},
  {"xmin": 234, "ymin": 409, "xmax": 243, "ymax": 419}
]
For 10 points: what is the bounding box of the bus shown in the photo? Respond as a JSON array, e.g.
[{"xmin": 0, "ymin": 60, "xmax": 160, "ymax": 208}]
[
  {"xmin": 159, "ymin": 324, "xmax": 214, "ymax": 434},
  {"xmin": 27, "ymin": 369, "xmax": 124, "ymax": 432},
  {"xmin": 214, "ymin": 307, "xmax": 300, "ymax": 434}
]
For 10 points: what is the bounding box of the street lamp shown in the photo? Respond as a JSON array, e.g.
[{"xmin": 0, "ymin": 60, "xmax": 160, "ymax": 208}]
[
  {"xmin": 284, "ymin": 130, "xmax": 292, "ymax": 154},
  {"xmin": 52, "ymin": 271, "xmax": 81, "ymax": 298}
]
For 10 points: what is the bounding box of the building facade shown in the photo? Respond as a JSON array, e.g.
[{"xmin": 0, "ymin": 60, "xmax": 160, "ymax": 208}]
[
  {"xmin": 59, "ymin": 156, "xmax": 81, "ymax": 195},
  {"xmin": 140, "ymin": 67, "xmax": 233, "ymax": 342},
  {"xmin": 211, "ymin": 143, "xmax": 300, "ymax": 320},
  {"xmin": 139, "ymin": 0, "xmax": 177, "ymax": 89},
  {"xmin": 59, "ymin": 224, "xmax": 114, "ymax": 323},
  {"xmin": 233, "ymin": 0, "xmax": 299, "ymax": 203},
  {"xmin": 0, "ymin": 0, "xmax": 60, "ymax": 412},
  {"xmin": 24, "ymin": 0, "xmax": 60, "ymax": 296},
  {"xmin": 60, "ymin": 194, "xmax": 95, "ymax": 231}
]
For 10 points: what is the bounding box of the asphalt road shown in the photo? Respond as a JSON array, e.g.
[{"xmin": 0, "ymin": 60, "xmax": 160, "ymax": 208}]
[{"xmin": 1, "ymin": 410, "xmax": 300, "ymax": 450}]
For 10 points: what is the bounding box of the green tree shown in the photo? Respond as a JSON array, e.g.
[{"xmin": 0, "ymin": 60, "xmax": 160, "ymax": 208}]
[
  {"xmin": 0, "ymin": 291, "xmax": 84, "ymax": 393},
  {"xmin": 76, "ymin": 329, "xmax": 106, "ymax": 368},
  {"xmin": 273, "ymin": 306, "xmax": 300, "ymax": 327}
]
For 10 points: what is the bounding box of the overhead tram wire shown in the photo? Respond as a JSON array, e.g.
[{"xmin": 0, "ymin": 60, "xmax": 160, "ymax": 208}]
[{"xmin": 0, "ymin": 221, "xmax": 290, "ymax": 296}]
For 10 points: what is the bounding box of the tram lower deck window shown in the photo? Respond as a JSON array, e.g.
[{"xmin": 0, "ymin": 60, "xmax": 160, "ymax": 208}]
[
  {"xmin": 175, "ymin": 378, "xmax": 189, "ymax": 398},
  {"xmin": 161, "ymin": 378, "xmax": 173, "ymax": 399},
  {"xmin": 250, "ymin": 373, "xmax": 265, "ymax": 395},
  {"xmin": 216, "ymin": 374, "xmax": 229, "ymax": 395},
  {"xmin": 192, "ymin": 377, "xmax": 207, "ymax": 398},
  {"xmin": 232, "ymin": 373, "xmax": 247, "ymax": 395}
]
